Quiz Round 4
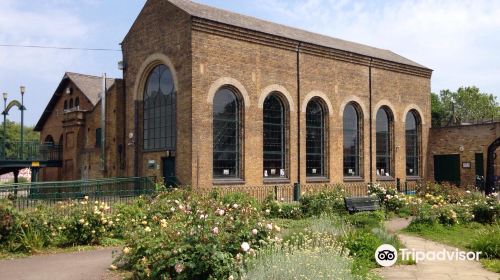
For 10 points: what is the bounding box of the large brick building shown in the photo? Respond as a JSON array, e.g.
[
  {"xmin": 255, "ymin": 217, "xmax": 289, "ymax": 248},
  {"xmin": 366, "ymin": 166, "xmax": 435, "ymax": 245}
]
[{"xmin": 35, "ymin": 0, "xmax": 433, "ymax": 188}]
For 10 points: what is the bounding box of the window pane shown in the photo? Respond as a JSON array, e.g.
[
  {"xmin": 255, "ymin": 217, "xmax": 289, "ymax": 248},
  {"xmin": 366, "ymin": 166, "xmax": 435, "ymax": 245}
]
[
  {"xmin": 143, "ymin": 64, "xmax": 176, "ymax": 151},
  {"xmin": 406, "ymin": 111, "xmax": 420, "ymax": 176},
  {"xmin": 376, "ymin": 108, "xmax": 392, "ymax": 177},
  {"xmin": 306, "ymin": 100, "xmax": 326, "ymax": 177},
  {"xmin": 213, "ymin": 88, "xmax": 240, "ymax": 178},
  {"xmin": 343, "ymin": 104, "xmax": 360, "ymax": 176},
  {"xmin": 263, "ymin": 94, "xmax": 286, "ymax": 178}
]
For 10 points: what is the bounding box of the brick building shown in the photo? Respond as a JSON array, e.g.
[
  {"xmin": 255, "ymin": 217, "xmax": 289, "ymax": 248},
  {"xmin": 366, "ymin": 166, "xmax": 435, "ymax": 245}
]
[
  {"xmin": 35, "ymin": 0, "xmax": 433, "ymax": 188},
  {"xmin": 427, "ymin": 122, "xmax": 500, "ymax": 188}
]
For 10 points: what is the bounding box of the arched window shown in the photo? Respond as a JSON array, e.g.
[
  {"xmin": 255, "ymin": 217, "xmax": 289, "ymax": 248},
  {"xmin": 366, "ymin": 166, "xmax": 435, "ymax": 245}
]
[
  {"xmin": 343, "ymin": 103, "xmax": 362, "ymax": 177},
  {"xmin": 64, "ymin": 100, "xmax": 68, "ymax": 110},
  {"xmin": 69, "ymin": 99, "xmax": 73, "ymax": 108},
  {"xmin": 306, "ymin": 98, "xmax": 327, "ymax": 177},
  {"xmin": 263, "ymin": 93, "xmax": 287, "ymax": 179},
  {"xmin": 44, "ymin": 135, "xmax": 54, "ymax": 144},
  {"xmin": 213, "ymin": 87, "xmax": 242, "ymax": 179},
  {"xmin": 143, "ymin": 64, "xmax": 176, "ymax": 151},
  {"xmin": 376, "ymin": 107, "xmax": 394, "ymax": 177},
  {"xmin": 75, "ymin": 97, "xmax": 79, "ymax": 108},
  {"xmin": 406, "ymin": 110, "xmax": 421, "ymax": 177}
]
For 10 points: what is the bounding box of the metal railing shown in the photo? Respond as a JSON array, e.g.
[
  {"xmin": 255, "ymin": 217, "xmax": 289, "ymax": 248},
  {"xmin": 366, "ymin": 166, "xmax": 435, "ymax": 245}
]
[
  {"xmin": 0, "ymin": 141, "xmax": 62, "ymax": 161},
  {"xmin": 0, "ymin": 177, "xmax": 156, "ymax": 211}
]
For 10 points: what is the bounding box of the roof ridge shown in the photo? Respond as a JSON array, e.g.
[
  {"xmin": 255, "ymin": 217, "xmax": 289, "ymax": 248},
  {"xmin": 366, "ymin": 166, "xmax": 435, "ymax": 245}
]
[{"xmin": 65, "ymin": 72, "xmax": 117, "ymax": 80}]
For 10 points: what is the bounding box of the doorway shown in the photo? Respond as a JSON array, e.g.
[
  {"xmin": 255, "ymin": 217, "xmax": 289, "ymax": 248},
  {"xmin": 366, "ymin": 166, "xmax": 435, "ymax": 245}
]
[
  {"xmin": 434, "ymin": 154, "xmax": 460, "ymax": 185},
  {"xmin": 162, "ymin": 157, "xmax": 177, "ymax": 187}
]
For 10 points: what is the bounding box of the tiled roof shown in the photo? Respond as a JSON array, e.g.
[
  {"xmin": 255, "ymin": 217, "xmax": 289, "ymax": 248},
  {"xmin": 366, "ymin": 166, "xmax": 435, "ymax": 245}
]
[{"xmin": 168, "ymin": 0, "xmax": 429, "ymax": 69}]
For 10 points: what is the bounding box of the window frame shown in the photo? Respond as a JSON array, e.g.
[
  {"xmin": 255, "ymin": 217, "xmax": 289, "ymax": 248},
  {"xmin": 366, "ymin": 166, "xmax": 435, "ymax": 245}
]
[
  {"xmin": 212, "ymin": 86, "xmax": 244, "ymax": 182},
  {"xmin": 262, "ymin": 92, "xmax": 289, "ymax": 181},
  {"xmin": 405, "ymin": 110, "xmax": 422, "ymax": 179},
  {"xmin": 142, "ymin": 64, "xmax": 176, "ymax": 152},
  {"xmin": 375, "ymin": 106, "xmax": 394, "ymax": 180},
  {"xmin": 305, "ymin": 98, "xmax": 328, "ymax": 180},
  {"xmin": 343, "ymin": 102, "xmax": 363, "ymax": 180}
]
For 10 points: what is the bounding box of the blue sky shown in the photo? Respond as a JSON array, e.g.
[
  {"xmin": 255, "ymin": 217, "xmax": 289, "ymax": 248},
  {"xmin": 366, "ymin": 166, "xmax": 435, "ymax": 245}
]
[{"xmin": 1, "ymin": 0, "xmax": 499, "ymax": 125}]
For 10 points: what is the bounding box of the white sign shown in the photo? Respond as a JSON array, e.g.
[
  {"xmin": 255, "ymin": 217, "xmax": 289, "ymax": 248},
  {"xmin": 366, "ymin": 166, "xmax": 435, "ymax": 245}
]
[
  {"xmin": 270, "ymin": 169, "xmax": 276, "ymax": 175},
  {"xmin": 312, "ymin": 169, "xmax": 317, "ymax": 174},
  {"xmin": 223, "ymin": 169, "xmax": 230, "ymax": 175},
  {"xmin": 280, "ymin": 169, "xmax": 285, "ymax": 177},
  {"xmin": 264, "ymin": 170, "xmax": 268, "ymax": 177}
]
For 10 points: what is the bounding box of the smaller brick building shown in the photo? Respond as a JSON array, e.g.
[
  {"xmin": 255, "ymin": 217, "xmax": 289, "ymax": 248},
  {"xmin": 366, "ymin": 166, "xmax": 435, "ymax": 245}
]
[
  {"xmin": 34, "ymin": 73, "xmax": 125, "ymax": 181},
  {"xmin": 427, "ymin": 122, "xmax": 500, "ymax": 188}
]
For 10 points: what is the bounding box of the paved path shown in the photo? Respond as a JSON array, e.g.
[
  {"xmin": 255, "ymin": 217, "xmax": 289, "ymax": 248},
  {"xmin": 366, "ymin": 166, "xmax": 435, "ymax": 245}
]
[
  {"xmin": 0, "ymin": 248, "xmax": 120, "ymax": 280},
  {"xmin": 377, "ymin": 219, "xmax": 500, "ymax": 280}
]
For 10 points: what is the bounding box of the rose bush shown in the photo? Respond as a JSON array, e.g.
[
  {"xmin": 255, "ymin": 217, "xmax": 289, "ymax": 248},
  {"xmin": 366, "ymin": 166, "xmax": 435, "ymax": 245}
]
[{"xmin": 114, "ymin": 189, "xmax": 278, "ymax": 280}]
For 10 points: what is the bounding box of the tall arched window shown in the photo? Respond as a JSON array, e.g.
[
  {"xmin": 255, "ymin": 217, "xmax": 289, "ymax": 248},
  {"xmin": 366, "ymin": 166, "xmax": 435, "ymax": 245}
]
[
  {"xmin": 406, "ymin": 110, "xmax": 421, "ymax": 177},
  {"xmin": 306, "ymin": 99, "xmax": 327, "ymax": 177},
  {"xmin": 376, "ymin": 107, "xmax": 394, "ymax": 177},
  {"xmin": 213, "ymin": 87, "xmax": 242, "ymax": 179},
  {"xmin": 44, "ymin": 135, "xmax": 54, "ymax": 144},
  {"xmin": 69, "ymin": 99, "xmax": 73, "ymax": 108},
  {"xmin": 343, "ymin": 103, "xmax": 362, "ymax": 177},
  {"xmin": 263, "ymin": 93, "xmax": 287, "ymax": 179},
  {"xmin": 143, "ymin": 64, "xmax": 176, "ymax": 151},
  {"xmin": 64, "ymin": 100, "xmax": 68, "ymax": 110},
  {"xmin": 75, "ymin": 97, "xmax": 79, "ymax": 108}
]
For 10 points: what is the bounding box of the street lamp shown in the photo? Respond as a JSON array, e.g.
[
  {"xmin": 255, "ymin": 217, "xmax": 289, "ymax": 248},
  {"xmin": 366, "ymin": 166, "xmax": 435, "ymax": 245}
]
[
  {"xmin": 19, "ymin": 86, "xmax": 25, "ymax": 159},
  {"xmin": 2, "ymin": 92, "xmax": 7, "ymax": 158}
]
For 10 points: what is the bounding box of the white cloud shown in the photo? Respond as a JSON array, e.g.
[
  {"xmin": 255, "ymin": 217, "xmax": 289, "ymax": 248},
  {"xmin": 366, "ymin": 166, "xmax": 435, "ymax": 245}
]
[{"xmin": 252, "ymin": 0, "xmax": 500, "ymax": 97}]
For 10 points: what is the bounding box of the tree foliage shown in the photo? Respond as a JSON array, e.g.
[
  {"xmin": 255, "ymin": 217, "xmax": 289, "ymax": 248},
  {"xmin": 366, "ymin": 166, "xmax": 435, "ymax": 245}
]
[
  {"xmin": 0, "ymin": 120, "xmax": 39, "ymax": 142},
  {"xmin": 431, "ymin": 86, "xmax": 500, "ymax": 127}
]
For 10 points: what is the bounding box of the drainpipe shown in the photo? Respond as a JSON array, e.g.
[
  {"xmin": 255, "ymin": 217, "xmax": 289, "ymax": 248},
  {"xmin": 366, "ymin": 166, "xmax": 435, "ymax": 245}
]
[
  {"xmin": 296, "ymin": 42, "xmax": 302, "ymax": 185},
  {"xmin": 369, "ymin": 59, "xmax": 373, "ymax": 183},
  {"xmin": 101, "ymin": 74, "xmax": 107, "ymax": 172}
]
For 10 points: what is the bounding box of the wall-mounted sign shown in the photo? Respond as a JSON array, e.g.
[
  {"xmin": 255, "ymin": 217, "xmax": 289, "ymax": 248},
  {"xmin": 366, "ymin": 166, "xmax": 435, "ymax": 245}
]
[
  {"xmin": 223, "ymin": 169, "xmax": 230, "ymax": 175},
  {"xmin": 462, "ymin": 162, "xmax": 471, "ymax": 169},
  {"xmin": 31, "ymin": 162, "xmax": 40, "ymax": 167},
  {"xmin": 147, "ymin": 160, "xmax": 156, "ymax": 169}
]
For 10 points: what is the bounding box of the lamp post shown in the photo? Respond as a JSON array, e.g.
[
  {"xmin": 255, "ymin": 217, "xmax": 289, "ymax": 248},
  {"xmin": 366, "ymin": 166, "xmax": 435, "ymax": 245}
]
[
  {"xmin": 20, "ymin": 86, "xmax": 25, "ymax": 159},
  {"xmin": 2, "ymin": 92, "xmax": 7, "ymax": 158}
]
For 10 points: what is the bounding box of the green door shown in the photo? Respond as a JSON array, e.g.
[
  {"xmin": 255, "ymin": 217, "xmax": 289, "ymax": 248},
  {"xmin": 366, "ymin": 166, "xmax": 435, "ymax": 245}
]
[
  {"xmin": 475, "ymin": 153, "xmax": 484, "ymax": 177},
  {"xmin": 434, "ymin": 154, "xmax": 461, "ymax": 185}
]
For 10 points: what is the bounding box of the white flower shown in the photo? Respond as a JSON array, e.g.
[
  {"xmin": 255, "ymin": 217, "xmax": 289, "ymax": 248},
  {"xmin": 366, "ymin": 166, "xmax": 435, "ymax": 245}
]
[
  {"xmin": 466, "ymin": 190, "xmax": 471, "ymax": 194},
  {"xmin": 266, "ymin": 223, "xmax": 273, "ymax": 230},
  {"xmin": 252, "ymin": 229, "xmax": 258, "ymax": 235},
  {"xmin": 212, "ymin": 227, "xmax": 219, "ymax": 235},
  {"xmin": 123, "ymin": 247, "xmax": 130, "ymax": 254},
  {"xmin": 175, "ymin": 263, "xmax": 185, "ymax": 273},
  {"xmin": 216, "ymin": 209, "xmax": 225, "ymax": 216},
  {"xmin": 144, "ymin": 226, "xmax": 151, "ymax": 232},
  {"xmin": 109, "ymin": 265, "xmax": 117, "ymax": 270},
  {"xmin": 78, "ymin": 219, "xmax": 85, "ymax": 224},
  {"xmin": 233, "ymin": 204, "xmax": 239, "ymax": 209},
  {"xmin": 170, "ymin": 207, "xmax": 176, "ymax": 212},
  {"xmin": 241, "ymin": 242, "xmax": 250, "ymax": 252},
  {"xmin": 265, "ymin": 209, "xmax": 271, "ymax": 214},
  {"xmin": 228, "ymin": 275, "xmax": 234, "ymax": 280},
  {"xmin": 274, "ymin": 225, "xmax": 281, "ymax": 232},
  {"xmin": 142, "ymin": 220, "xmax": 148, "ymax": 225}
]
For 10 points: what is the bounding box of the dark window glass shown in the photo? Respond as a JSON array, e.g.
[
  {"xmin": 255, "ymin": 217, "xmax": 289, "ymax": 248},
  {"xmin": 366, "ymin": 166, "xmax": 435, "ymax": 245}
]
[
  {"xmin": 75, "ymin": 97, "xmax": 79, "ymax": 108},
  {"xmin": 143, "ymin": 64, "xmax": 176, "ymax": 151},
  {"xmin": 343, "ymin": 104, "xmax": 361, "ymax": 177},
  {"xmin": 306, "ymin": 99, "xmax": 326, "ymax": 177},
  {"xmin": 95, "ymin": 128, "xmax": 102, "ymax": 148},
  {"xmin": 213, "ymin": 88, "xmax": 241, "ymax": 179},
  {"xmin": 64, "ymin": 100, "xmax": 68, "ymax": 110},
  {"xmin": 69, "ymin": 99, "xmax": 73, "ymax": 108},
  {"xmin": 263, "ymin": 94, "xmax": 287, "ymax": 178},
  {"xmin": 376, "ymin": 107, "xmax": 393, "ymax": 177},
  {"xmin": 406, "ymin": 111, "xmax": 420, "ymax": 176}
]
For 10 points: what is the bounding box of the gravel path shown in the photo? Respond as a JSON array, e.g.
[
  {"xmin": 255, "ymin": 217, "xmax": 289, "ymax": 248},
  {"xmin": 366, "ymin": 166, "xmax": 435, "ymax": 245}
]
[
  {"xmin": 0, "ymin": 248, "xmax": 121, "ymax": 280},
  {"xmin": 377, "ymin": 219, "xmax": 500, "ymax": 280}
]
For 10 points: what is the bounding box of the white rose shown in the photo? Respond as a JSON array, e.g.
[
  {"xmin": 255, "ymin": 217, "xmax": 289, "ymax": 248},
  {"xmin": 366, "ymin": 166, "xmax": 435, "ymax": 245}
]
[{"xmin": 241, "ymin": 242, "xmax": 250, "ymax": 252}]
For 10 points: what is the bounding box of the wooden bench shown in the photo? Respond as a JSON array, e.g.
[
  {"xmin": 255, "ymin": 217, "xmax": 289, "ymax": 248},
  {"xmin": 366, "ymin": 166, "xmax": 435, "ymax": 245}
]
[{"xmin": 344, "ymin": 196, "xmax": 381, "ymax": 213}]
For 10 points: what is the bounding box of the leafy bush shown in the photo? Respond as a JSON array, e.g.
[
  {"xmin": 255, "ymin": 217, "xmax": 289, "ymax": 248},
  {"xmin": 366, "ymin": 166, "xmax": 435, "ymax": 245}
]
[
  {"xmin": 263, "ymin": 195, "xmax": 303, "ymax": 220},
  {"xmin": 469, "ymin": 224, "xmax": 500, "ymax": 258},
  {"xmin": 115, "ymin": 190, "xmax": 278, "ymax": 280},
  {"xmin": 472, "ymin": 203, "xmax": 500, "ymax": 224},
  {"xmin": 0, "ymin": 199, "xmax": 17, "ymax": 244},
  {"xmin": 347, "ymin": 211, "xmax": 385, "ymax": 229},
  {"xmin": 300, "ymin": 187, "xmax": 346, "ymax": 216}
]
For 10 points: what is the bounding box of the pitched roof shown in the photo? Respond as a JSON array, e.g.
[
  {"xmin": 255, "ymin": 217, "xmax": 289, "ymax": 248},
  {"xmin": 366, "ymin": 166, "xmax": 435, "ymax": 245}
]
[
  {"xmin": 34, "ymin": 72, "xmax": 116, "ymax": 131},
  {"xmin": 65, "ymin": 72, "xmax": 115, "ymax": 106},
  {"xmin": 168, "ymin": 0, "xmax": 429, "ymax": 69}
]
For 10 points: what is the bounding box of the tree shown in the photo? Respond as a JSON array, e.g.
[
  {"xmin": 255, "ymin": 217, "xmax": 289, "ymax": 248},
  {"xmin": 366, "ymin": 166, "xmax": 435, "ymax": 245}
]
[
  {"xmin": 431, "ymin": 86, "xmax": 500, "ymax": 127},
  {"xmin": 0, "ymin": 120, "xmax": 39, "ymax": 142}
]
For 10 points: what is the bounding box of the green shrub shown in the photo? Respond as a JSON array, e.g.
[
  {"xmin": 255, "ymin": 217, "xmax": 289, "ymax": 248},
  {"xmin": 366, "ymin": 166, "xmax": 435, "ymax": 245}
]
[
  {"xmin": 469, "ymin": 224, "xmax": 500, "ymax": 258},
  {"xmin": 300, "ymin": 188, "xmax": 346, "ymax": 216},
  {"xmin": 263, "ymin": 195, "xmax": 303, "ymax": 220},
  {"xmin": 0, "ymin": 199, "xmax": 17, "ymax": 244},
  {"xmin": 115, "ymin": 189, "xmax": 278, "ymax": 280},
  {"xmin": 472, "ymin": 203, "xmax": 500, "ymax": 224},
  {"xmin": 219, "ymin": 191, "xmax": 260, "ymax": 211},
  {"xmin": 347, "ymin": 211, "xmax": 385, "ymax": 229}
]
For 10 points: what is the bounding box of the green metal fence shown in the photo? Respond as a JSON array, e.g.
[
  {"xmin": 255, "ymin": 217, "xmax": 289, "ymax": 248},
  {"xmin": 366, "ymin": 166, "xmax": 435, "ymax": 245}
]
[
  {"xmin": 0, "ymin": 141, "xmax": 62, "ymax": 161},
  {"xmin": 0, "ymin": 177, "xmax": 156, "ymax": 211}
]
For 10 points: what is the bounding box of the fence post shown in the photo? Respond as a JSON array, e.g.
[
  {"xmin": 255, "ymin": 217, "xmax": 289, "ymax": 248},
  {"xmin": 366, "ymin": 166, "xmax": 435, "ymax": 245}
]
[
  {"xmin": 404, "ymin": 181, "xmax": 408, "ymax": 194},
  {"xmin": 293, "ymin": 183, "xmax": 301, "ymax": 202},
  {"xmin": 274, "ymin": 185, "xmax": 278, "ymax": 200},
  {"xmin": 396, "ymin": 178, "xmax": 401, "ymax": 192}
]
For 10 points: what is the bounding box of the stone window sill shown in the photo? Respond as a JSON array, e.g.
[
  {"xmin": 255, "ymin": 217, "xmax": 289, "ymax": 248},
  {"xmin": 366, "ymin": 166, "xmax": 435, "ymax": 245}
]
[
  {"xmin": 406, "ymin": 176, "xmax": 422, "ymax": 181},
  {"xmin": 377, "ymin": 176, "xmax": 395, "ymax": 182},
  {"xmin": 306, "ymin": 177, "xmax": 330, "ymax": 183},
  {"xmin": 263, "ymin": 178, "xmax": 291, "ymax": 184},
  {"xmin": 343, "ymin": 176, "xmax": 364, "ymax": 182},
  {"xmin": 213, "ymin": 179, "xmax": 245, "ymax": 186}
]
